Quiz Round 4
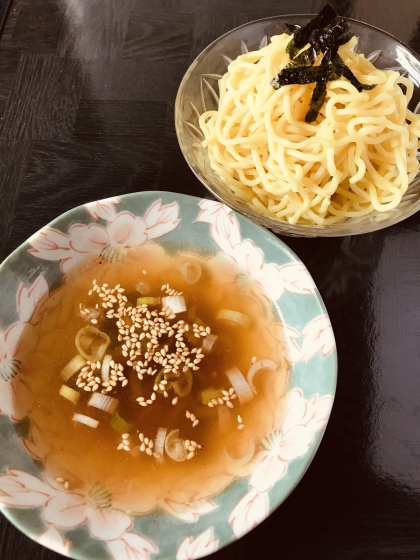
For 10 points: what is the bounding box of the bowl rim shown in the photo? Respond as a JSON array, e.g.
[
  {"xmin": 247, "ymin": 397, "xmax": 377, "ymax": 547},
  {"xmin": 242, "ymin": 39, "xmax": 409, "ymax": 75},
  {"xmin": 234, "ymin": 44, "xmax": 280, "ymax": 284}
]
[
  {"xmin": 175, "ymin": 14, "xmax": 420, "ymax": 237},
  {"xmin": 0, "ymin": 190, "xmax": 337, "ymax": 559}
]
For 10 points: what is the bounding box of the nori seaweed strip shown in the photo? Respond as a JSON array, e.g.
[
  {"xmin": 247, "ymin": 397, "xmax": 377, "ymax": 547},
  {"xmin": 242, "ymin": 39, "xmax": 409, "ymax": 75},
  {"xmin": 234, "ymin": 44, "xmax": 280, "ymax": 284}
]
[
  {"xmin": 323, "ymin": 30, "xmax": 353, "ymax": 62},
  {"xmin": 305, "ymin": 64, "xmax": 341, "ymax": 122},
  {"xmin": 305, "ymin": 54, "xmax": 336, "ymax": 122},
  {"xmin": 297, "ymin": 47, "xmax": 317, "ymax": 65},
  {"xmin": 311, "ymin": 18, "xmax": 349, "ymax": 55},
  {"xmin": 286, "ymin": 45, "xmax": 317, "ymax": 68},
  {"xmin": 287, "ymin": 4, "xmax": 337, "ymax": 59},
  {"xmin": 270, "ymin": 5, "xmax": 377, "ymax": 119},
  {"xmin": 271, "ymin": 61, "xmax": 376, "ymax": 93},
  {"xmin": 270, "ymin": 65, "xmax": 330, "ymax": 89},
  {"xmin": 332, "ymin": 58, "xmax": 377, "ymax": 91},
  {"xmin": 305, "ymin": 77, "xmax": 328, "ymax": 122}
]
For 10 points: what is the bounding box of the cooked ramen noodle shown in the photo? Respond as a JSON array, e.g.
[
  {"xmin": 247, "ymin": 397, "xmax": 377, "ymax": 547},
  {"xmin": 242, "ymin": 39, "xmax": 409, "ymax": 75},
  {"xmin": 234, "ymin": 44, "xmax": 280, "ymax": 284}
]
[
  {"xmin": 199, "ymin": 34, "xmax": 420, "ymax": 225},
  {"xmin": 18, "ymin": 245, "xmax": 288, "ymax": 512}
]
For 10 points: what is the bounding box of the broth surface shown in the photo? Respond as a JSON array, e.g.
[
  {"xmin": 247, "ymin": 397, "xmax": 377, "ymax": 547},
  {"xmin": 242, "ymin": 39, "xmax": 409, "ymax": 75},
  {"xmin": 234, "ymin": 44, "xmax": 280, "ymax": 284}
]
[{"xmin": 19, "ymin": 245, "xmax": 288, "ymax": 512}]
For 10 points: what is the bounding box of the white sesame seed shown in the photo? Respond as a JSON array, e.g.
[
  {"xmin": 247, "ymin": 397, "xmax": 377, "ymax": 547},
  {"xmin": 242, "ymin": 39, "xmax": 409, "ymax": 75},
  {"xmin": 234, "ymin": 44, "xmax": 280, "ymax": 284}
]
[
  {"xmin": 208, "ymin": 402, "xmax": 214, "ymax": 407},
  {"xmin": 122, "ymin": 379, "xmax": 128, "ymax": 387},
  {"xmin": 140, "ymin": 401, "xmax": 147, "ymax": 407},
  {"xmin": 139, "ymin": 433, "xmax": 144, "ymax": 441},
  {"xmin": 251, "ymin": 356, "xmax": 257, "ymax": 363},
  {"xmin": 238, "ymin": 424, "xmax": 245, "ymax": 430},
  {"xmin": 146, "ymin": 399, "xmax": 153, "ymax": 405},
  {"xmin": 122, "ymin": 433, "xmax": 130, "ymax": 439},
  {"xmin": 192, "ymin": 420, "xmax": 199, "ymax": 427},
  {"xmin": 237, "ymin": 415, "xmax": 243, "ymax": 423},
  {"xmin": 56, "ymin": 477, "xmax": 64, "ymax": 483},
  {"xmin": 64, "ymin": 481, "xmax": 69, "ymax": 490},
  {"xmin": 226, "ymin": 401, "xmax": 234, "ymax": 408},
  {"xmin": 186, "ymin": 411, "xmax": 191, "ymax": 419},
  {"xmin": 163, "ymin": 391, "xmax": 168, "ymax": 398},
  {"xmin": 140, "ymin": 442, "xmax": 146, "ymax": 452},
  {"xmin": 172, "ymin": 397, "xmax": 178, "ymax": 405},
  {"xmin": 187, "ymin": 451, "xmax": 195, "ymax": 460},
  {"xmin": 190, "ymin": 413, "xmax": 196, "ymax": 422}
]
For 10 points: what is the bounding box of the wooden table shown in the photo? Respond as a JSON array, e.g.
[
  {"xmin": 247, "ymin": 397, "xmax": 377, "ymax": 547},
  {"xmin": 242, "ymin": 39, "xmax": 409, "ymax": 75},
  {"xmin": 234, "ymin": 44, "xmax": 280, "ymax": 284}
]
[{"xmin": 1, "ymin": 0, "xmax": 420, "ymax": 558}]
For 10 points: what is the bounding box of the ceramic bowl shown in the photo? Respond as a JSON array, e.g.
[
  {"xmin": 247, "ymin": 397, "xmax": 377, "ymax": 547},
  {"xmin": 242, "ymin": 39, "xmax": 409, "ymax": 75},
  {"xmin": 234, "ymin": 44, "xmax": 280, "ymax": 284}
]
[
  {"xmin": 175, "ymin": 15, "xmax": 420, "ymax": 237},
  {"xmin": 0, "ymin": 191, "xmax": 336, "ymax": 559}
]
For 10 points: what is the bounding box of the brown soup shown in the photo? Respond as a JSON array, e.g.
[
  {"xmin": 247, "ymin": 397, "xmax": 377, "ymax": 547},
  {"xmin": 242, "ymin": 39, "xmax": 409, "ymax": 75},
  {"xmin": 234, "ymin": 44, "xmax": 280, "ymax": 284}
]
[{"xmin": 19, "ymin": 245, "xmax": 288, "ymax": 512}]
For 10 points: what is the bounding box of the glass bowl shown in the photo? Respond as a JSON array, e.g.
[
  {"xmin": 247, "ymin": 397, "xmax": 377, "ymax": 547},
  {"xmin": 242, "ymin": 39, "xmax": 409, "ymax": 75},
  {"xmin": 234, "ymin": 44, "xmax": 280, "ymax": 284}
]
[{"xmin": 175, "ymin": 15, "xmax": 420, "ymax": 237}]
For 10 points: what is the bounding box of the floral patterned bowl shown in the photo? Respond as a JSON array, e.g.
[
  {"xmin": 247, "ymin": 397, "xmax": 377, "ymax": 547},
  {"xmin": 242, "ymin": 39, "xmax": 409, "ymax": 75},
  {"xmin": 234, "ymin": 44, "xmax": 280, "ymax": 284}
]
[{"xmin": 0, "ymin": 191, "xmax": 336, "ymax": 559}]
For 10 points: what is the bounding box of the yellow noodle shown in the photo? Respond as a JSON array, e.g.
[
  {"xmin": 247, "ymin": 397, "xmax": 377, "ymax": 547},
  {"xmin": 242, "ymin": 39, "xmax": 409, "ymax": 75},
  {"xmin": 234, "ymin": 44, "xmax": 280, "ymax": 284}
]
[{"xmin": 198, "ymin": 34, "xmax": 420, "ymax": 225}]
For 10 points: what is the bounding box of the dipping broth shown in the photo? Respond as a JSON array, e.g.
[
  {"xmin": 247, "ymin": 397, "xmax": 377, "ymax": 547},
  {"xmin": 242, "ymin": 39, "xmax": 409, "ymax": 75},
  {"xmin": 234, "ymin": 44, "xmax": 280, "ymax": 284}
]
[{"xmin": 18, "ymin": 245, "xmax": 288, "ymax": 512}]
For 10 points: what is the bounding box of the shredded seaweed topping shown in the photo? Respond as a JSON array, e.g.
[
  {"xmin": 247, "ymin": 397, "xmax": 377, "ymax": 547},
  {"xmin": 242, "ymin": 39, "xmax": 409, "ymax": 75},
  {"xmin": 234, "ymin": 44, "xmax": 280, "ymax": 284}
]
[
  {"xmin": 286, "ymin": 4, "xmax": 337, "ymax": 59},
  {"xmin": 272, "ymin": 4, "xmax": 377, "ymax": 122}
]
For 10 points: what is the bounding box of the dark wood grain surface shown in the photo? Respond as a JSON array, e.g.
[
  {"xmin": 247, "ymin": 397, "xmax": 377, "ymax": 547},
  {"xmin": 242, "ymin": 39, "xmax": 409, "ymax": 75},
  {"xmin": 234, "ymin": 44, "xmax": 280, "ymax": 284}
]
[{"xmin": 1, "ymin": 1, "xmax": 420, "ymax": 559}]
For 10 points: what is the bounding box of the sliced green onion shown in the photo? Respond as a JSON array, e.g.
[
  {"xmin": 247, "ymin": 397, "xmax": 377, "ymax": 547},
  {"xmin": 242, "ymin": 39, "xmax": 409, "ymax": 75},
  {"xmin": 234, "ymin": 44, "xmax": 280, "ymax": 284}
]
[
  {"xmin": 173, "ymin": 369, "xmax": 192, "ymax": 397},
  {"xmin": 130, "ymin": 446, "xmax": 141, "ymax": 458},
  {"xmin": 226, "ymin": 367, "xmax": 254, "ymax": 404},
  {"xmin": 73, "ymin": 413, "xmax": 99, "ymax": 428},
  {"xmin": 165, "ymin": 429, "xmax": 187, "ymax": 462},
  {"xmin": 88, "ymin": 393, "xmax": 118, "ymax": 414},
  {"xmin": 136, "ymin": 281, "xmax": 151, "ymax": 295},
  {"xmin": 217, "ymin": 309, "xmax": 251, "ymax": 328},
  {"xmin": 247, "ymin": 359, "xmax": 278, "ymax": 394},
  {"xmin": 155, "ymin": 427, "xmax": 167, "ymax": 460},
  {"xmin": 110, "ymin": 412, "xmax": 133, "ymax": 435},
  {"xmin": 162, "ymin": 295, "xmax": 186, "ymax": 314},
  {"xmin": 75, "ymin": 326, "xmax": 110, "ymax": 361},
  {"xmin": 137, "ymin": 297, "xmax": 161, "ymax": 306},
  {"xmin": 202, "ymin": 334, "xmax": 218, "ymax": 353},
  {"xmin": 218, "ymin": 405, "xmax": 232, "ymax": 432},
  {"xmin": 59, "ymin": 385, "xmax": 80, "ymax": 405},
  {"xmin": 60, "ymin": 355, "xmax": 86, "ymax": 382},
  {"xmin": 174, "ymin": 257, "xmax": 202, "ymax": 284},
  {"xmin": 101, "ymin": 354, "xmax": 112, "ymax": 383},
  {"xmin": 201, "ymin": 388, "xmax": 224, "ymax": 405}
]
